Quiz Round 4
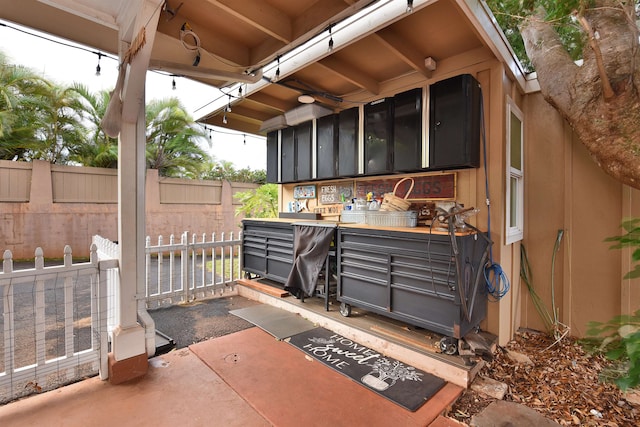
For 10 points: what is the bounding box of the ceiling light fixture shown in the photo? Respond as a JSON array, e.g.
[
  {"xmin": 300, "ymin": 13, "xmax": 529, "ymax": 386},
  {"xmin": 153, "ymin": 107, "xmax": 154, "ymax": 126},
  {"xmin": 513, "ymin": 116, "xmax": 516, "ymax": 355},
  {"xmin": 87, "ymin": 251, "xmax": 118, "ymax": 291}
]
[{"xmin": 298, "ymin": 94, "xmax": 315, "ymax": 104}]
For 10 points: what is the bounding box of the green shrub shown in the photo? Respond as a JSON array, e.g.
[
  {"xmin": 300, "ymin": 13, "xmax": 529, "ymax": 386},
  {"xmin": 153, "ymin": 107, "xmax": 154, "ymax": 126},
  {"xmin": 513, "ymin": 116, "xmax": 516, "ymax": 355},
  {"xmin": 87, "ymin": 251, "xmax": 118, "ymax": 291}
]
[{"xmin": 585, "ymin": 218, "xmax": 640, "ymax": 390}]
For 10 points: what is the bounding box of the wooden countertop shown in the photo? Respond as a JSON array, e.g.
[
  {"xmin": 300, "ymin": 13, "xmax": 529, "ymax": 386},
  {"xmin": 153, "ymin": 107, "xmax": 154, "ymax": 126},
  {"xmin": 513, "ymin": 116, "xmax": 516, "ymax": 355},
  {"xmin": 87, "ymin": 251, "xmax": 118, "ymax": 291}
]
[{"xmin": 243, "ymin": 218, "xmax": 480, "ymax": 236}]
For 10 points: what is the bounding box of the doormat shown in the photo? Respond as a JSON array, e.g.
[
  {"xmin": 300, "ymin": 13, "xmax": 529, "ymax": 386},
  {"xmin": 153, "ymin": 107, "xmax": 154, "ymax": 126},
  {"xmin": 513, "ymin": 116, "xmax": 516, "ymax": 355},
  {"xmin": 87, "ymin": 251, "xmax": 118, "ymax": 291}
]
[
  {"xmin": 230, "ymin": 304, "xmax": 316, "ymax": 340},
  {"xmin": 286, "ymin": 327, "xmax": 446, "ymax": 412}
]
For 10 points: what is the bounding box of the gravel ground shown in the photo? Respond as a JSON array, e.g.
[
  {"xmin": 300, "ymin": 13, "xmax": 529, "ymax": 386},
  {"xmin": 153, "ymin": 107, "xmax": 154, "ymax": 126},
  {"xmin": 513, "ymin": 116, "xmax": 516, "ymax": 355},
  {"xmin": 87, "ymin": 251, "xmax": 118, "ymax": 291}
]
[{"xmin": 148, "ymin": 295, "xmax": 262, "ymax": 349}]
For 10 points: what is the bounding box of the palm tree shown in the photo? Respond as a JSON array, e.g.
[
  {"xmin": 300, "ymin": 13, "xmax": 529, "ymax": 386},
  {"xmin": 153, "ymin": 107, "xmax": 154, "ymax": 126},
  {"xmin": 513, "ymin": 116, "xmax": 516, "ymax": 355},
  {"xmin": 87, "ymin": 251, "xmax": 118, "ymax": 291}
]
[
  {"xmin": 234, "ymin": 183, "xmax": 278, "ymax": 218},
  {"xmin": 145, "ymin": 97, "xmax": 209, "ymax": 178},
  {"xmin": 26, "ymin": 83, "xmax": 88, "ymax": 163},
  {"xmin": 0, "ymin": 51, "xmax": 52, "ymax": 160},
  {"xmin": 68, "ymin": 84, "xmax": 118, "ymax": 168}
]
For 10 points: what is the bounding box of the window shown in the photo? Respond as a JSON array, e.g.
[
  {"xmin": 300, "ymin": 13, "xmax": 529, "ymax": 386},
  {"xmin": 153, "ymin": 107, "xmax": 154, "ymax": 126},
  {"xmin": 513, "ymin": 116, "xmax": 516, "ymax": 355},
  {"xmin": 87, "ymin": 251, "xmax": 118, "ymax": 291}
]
[{"xmin": 505, "ymin": 98, "xmax": 523, "ymax": 244}]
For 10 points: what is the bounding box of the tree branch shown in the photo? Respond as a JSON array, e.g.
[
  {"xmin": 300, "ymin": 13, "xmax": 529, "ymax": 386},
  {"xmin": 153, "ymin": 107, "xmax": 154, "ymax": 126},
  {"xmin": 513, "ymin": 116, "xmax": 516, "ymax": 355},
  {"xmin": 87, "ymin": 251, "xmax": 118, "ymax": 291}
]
[{"xmin": 575, "ymin": 12, "xmax": 616, "ymax": 100}]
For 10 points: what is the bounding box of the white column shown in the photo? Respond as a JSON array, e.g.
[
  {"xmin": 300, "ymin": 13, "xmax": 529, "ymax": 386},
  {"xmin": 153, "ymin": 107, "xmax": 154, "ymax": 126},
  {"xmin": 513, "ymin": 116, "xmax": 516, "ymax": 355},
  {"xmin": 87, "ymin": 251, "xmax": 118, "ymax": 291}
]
[
  {"xmin": 110, "ymin": 0, "xmax": 162, "ymax": 363},
  {"xmin": 112, "ymin": 107, "xmax": 147, "ymax": 361}
]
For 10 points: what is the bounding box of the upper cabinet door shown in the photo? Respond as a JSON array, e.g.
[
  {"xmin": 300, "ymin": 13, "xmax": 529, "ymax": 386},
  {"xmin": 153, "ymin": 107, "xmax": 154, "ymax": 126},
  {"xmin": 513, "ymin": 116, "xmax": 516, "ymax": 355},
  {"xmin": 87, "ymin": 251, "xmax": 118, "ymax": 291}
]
[
  {"xmin": 429, "ymin": 74, "xmax": 481, "ymax": 170},
  {"xmin": 316, "ymin": 114, "xmax": 337, "ymax": 180},
  {"xmin": 266, "ymin": 131, "xmax": 279, "ymax": 183},
  {"xmin": 280, "ymin": 127, "xmax": 295, "ymax": 183},
  {"xmin": 364, "ymin": 98, "xmax": 392, "ymax": 175},
  {"xmin": 338, "ymin": 107, "xmax": 359, "ymax": 177},
  {"xmin": 393, "ymin": 88, "xmax": 422, "ymax": 172},
  {"xmin": 295, "ymin": 121, "xmax": 312, "ymax": 182}
]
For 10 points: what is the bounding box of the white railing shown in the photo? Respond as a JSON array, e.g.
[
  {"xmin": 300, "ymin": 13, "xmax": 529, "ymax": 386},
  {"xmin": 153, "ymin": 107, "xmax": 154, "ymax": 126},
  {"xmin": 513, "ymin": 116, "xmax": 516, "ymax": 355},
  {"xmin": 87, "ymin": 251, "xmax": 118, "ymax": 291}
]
[
  {"xmin": 144, "ymin": 231, "xmax": 243, "ymax": 308},
  {"xmin": 0, "ymin": 231, "xmax": 240, "ymax": 403},
  {"xmin": 93, "ymin": 231, "xmax": 243, "ymax": 309},
  {"xmin": 0, "ymin": 244, "xmax": 110, "ymax": 404}
]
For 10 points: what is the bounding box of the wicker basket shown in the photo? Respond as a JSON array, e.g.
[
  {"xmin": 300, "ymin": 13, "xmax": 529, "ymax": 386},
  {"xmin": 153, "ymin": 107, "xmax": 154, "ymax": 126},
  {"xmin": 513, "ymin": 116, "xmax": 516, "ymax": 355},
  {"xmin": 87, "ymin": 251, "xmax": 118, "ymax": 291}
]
[{"xmin": 380, "ymin": 178, "xmax": 414, "ymax": 211}]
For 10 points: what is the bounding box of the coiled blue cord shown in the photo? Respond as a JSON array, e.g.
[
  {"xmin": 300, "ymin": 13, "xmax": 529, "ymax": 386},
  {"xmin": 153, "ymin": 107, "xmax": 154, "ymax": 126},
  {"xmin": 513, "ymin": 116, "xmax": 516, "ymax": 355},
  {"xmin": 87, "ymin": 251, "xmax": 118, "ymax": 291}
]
[{"xmin": 480, "ymin": 93, "xmax": 510, "ymax": 300}]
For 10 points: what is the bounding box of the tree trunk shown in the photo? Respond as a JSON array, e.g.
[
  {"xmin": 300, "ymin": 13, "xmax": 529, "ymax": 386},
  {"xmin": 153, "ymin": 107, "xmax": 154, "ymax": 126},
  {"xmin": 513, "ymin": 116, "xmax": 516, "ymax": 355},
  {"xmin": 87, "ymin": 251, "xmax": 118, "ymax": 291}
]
[{"xmin": 520, "ymin": 1, "xmax": 640, "ymax": 189}]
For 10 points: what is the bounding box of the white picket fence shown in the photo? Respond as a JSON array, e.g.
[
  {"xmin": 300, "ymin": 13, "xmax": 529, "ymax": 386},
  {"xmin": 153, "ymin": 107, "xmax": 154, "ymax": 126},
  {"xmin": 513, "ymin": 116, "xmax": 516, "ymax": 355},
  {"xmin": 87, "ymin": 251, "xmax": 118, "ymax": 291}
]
[
  {"xmin": 1, "ymin": 231, "xmax": 243, "ymax": 404},
  {"xmin": 0, "ymin": 244, "xmax": 112, "ymax": 404},
  {"xmin": 143, "ymin": 231, "xmax": 243, "ymax": 308}
]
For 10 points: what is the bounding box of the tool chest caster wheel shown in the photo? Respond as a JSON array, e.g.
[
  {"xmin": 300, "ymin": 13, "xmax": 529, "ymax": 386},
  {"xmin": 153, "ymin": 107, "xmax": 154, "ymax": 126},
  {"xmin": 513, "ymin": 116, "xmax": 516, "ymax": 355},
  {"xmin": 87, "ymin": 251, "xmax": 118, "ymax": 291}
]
[
  {"xmin": 439, "ymin": 336, "xmax": 458, "ymax": 355},
  {"xmin": 339, "ymin": 302, "xmax": 351, "ymax": 317}
]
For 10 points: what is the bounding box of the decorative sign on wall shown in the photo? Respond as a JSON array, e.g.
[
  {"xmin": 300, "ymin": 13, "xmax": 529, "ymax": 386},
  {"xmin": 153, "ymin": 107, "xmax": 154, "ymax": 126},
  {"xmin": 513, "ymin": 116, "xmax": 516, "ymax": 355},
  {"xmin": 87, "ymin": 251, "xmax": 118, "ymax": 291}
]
[
  {"xmin": 319, "ymin": 182, "xmax": 354, "ymax": 205},
  {"xmin": 293, "ymin": 185, "xmax": 316, "ymax": 199},
  {"xmin": 355, "ymin": 173, "xmax": 455, "ymax": 200}
]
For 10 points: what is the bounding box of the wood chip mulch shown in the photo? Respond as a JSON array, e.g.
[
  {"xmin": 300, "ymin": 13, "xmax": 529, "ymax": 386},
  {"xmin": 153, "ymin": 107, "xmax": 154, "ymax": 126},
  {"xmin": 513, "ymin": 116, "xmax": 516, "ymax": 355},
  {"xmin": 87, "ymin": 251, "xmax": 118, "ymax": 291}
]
[{"xmin": 448, "ymin": 329, "xmax": 639, "ymax": 426}]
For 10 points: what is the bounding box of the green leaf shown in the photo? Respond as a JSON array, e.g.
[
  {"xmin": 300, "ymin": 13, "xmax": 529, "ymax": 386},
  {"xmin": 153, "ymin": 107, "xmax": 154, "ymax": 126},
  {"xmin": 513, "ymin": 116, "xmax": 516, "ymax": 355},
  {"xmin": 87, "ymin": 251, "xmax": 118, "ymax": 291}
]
[
  {"xmin": 606, "ymin": 347, "xmax": 626, "ymax": 360},
  {"xmin": 623, "ymin": 266, "xmax": 640, "ymax": 280}
]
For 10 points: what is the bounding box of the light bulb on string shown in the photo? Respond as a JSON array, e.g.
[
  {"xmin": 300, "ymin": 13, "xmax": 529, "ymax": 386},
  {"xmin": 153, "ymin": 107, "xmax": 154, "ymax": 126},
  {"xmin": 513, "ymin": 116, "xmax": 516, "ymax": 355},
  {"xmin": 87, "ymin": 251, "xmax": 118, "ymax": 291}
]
[
  {"xmin": 329, "ymin": 29, "xmax": 334, "ymax": 51},
  {"xmin": 222, "ymin": 112, "xmax": 228, "ymax": 125},
  {"xmin": 172, "ymin": 76, "xmax": 176, "ymax": 90},
  {"xmin": 238, "ymin": 85, "xmax": 243, "ymax": 98},
  {"xmin": 95, "ymin": 52, "xmax": 102, "ymax": 76},
  {"xmin": 226, "ymin": 94, "xmax": 232, "ymax": 112},
  {"xmin": 273, "ymin": 56, "xmax": 280, "ymax": 82},
  {"xmin": 406, "ymin": 0, "xmax": 413, "ymax": 13},
  {"xmin": 243, "ymin": 134, "xmax": 246, "ymax": 145}
]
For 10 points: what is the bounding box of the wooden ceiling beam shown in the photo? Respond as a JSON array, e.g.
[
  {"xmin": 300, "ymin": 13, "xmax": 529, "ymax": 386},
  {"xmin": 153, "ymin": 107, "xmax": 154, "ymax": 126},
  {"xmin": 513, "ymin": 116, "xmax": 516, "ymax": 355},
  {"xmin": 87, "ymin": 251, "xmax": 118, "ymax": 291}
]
[
  {"xmin": 225, "ymin": 104, "xmax": 275, "ymax": 122},
  {"xmin": 317, "ymin": 56, "xmax": 380, "ymax": 95},
  {"xmin": 204, "ymin": 115, "xmax": 261, "ymax": 135},
  {"xmin": 210, "ymin": 0, "xmax": 292, "ymax": 44},
  {"xmin": 157, "ymin": 13, "xmax": 250, "ymax": 66},
  {"xmin": 373, "ymin": 28, "xmax": 433, "ymax": 78},
  {"xmin": 292, "ymin": 0, "xmax": 350, "ymax": 37},
  {"xmin": 244, "ymin": 93, "xmax": 291, "ymax": 114}
]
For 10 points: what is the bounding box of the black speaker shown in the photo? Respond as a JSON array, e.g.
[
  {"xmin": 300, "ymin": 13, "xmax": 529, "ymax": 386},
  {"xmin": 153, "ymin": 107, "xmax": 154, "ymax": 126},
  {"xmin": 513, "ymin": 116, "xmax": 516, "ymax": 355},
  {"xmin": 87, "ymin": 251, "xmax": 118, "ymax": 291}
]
[{"xmin": 429, "ymin": 74, "xmax": 481, "ymax": 170}]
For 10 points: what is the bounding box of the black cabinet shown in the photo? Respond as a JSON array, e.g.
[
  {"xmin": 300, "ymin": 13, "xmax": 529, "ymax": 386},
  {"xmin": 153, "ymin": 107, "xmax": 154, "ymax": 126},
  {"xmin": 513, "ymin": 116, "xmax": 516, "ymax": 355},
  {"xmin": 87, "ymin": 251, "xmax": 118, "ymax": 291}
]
[
  {"xmin": 393, "ymin": 88, "xmax": 422, "ymax": 172},
  {"xmin": 364, "ymin": 98, "xmax": 392, "ymax": 175},
  {"xmin": 241, "ymin": 219, "xmax": 294, "ymax": 284},
  {"xmin": 281, "ymin": 127, "xmax": 295, "ymax": 182},
  {"xmin": 295, "ymin": 122, "xmax": 312, "ymax": 181},
  {"xmin": 266, "ymin": 131, "xmax": 279, "ymax": 183},
  {"xmin": 316, "ymin": 114, "xmax": 337, "ymax": 179},
  {"xmin": 279, "ymin": 122, "xmax": 312, "ymax": 183},
  {"xmin": 338, "ymin": 107, "xmax": 359, "ymax": 177},
  {"xmin": 365, "ymin": 89, "xmax": 423, "ymax": 175},
  {"xmin": 429, "ymin": 74, "xmax": 481, "ymax": 170},
  {"xmin": 337, "ymin": 227, "xmax": 490, "ymax": 339}
]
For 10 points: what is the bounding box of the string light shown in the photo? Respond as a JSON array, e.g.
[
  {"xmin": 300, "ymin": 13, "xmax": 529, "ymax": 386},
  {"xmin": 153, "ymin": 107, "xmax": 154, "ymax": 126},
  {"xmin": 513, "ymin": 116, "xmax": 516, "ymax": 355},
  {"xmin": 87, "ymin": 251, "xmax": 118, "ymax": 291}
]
[
  {"xmin": 328, "ymin": 25, "xmax": 334, "ymax": 51},
  {"xmin": 222, "ymin": 112, "xmax": 228, "ymax": 124},
  {"xmin": 225, "ymin": 94, "xmax": 232, "ymax": 112},
  {"xmin": 406, "ymin": 0, "xmax": 413, "ymax": 13},
  {"xmin": 172, "ymin": 76, "xmax": 176, "ymax": 90},
  {"xmin": 243, "ymin": 134, "xmax": 246, "ymax": 145},
  {"xmin": 95, "ymin": 52, "xmax": 102, "ymax": 76},
  {"xmin": 238, "ymin": 85, "xmax": 243, "ymax": 98},
  {"xmin": 274, "ymin": 56, "xmax": 280, "ymax": 82}
]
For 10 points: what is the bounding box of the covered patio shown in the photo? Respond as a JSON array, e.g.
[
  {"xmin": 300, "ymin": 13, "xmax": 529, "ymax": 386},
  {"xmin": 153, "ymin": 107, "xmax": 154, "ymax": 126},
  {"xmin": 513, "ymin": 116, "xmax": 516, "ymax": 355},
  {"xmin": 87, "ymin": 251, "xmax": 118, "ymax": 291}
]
[{"xmin": 2, "ymin": 1, "xmax": 639, "ymax": 425}]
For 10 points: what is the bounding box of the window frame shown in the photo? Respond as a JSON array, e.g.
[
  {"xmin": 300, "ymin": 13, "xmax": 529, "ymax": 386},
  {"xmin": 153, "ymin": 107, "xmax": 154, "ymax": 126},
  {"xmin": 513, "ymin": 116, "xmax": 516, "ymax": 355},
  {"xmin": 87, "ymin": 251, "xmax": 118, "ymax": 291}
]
[{"xmin": 505, "ymin": 97, "xmax": 524, "ymax": 245}]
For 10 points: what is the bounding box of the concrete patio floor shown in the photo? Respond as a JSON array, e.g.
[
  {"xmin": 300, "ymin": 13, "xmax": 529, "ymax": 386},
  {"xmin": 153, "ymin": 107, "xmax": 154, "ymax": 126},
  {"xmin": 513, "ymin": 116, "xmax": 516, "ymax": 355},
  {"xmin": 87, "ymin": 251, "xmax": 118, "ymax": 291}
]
[{"xmin": 0, "ymin": 326, "xmax": 464, "ymax": 427}]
